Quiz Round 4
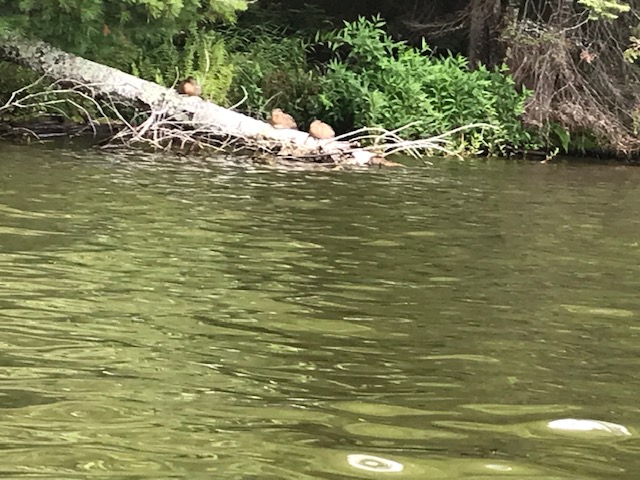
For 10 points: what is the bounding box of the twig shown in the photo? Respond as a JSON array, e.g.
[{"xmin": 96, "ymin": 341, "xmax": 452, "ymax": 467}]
[{"xmin": 229, "ymin": 86, "xmax": 248, "ymax": 111}]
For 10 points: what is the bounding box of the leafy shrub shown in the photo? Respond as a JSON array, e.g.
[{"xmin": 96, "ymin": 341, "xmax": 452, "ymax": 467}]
[
  {"xmin": 224, "ymin": 25, "xmax": 320, "ymax": 122},
  {"xmin": 129, "ymin": 29, "xmax": 234, "ymax": 105},
  {"xmin": 314, "ymin": 16, "xmax": 537, "ymax": 153}
]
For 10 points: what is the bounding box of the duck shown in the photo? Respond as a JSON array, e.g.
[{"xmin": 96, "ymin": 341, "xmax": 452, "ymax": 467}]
[
  {"xmin": 176, "ymin": 77, "xmax": 201, "ymax": 96},
  {"xmin": 269, "ymin": 108, "xmax": 297, "ymax": 129},
  {"xmin": 308, "ymin": 119, "xmax": 335, "ymax": 140}
]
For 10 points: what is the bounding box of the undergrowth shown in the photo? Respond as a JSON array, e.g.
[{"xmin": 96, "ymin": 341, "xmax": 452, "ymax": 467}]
[
  {"xmin": 1, "ymin": 10, "xmax": 541, "ymax": 155},
  {"xmin": 313, "ymin": 16, "xmax": 537, "ymax": 154}
]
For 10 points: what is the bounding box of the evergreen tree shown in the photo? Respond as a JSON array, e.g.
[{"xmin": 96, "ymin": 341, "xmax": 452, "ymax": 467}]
[{"xmin": 0, "ymin": 0, "xmax": 247, "ymax": 53}]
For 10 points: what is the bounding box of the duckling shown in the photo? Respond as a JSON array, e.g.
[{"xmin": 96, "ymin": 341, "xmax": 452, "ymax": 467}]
[
  {"xmin": 269, "ymin": 108, "xmax": 297, "ymax": 129},
  {"xmin": 309, "ymin": 119, "xmax": 335, "ymax": 140},
  {"xmin": 176, "ymin": 77, "xmax": 201, "ymax": 96}
]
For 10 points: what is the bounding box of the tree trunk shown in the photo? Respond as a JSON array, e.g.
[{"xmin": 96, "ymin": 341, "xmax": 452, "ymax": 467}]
[{"xmin": 468, "ymin": 0, "xmax": 505, "ymax": 68}]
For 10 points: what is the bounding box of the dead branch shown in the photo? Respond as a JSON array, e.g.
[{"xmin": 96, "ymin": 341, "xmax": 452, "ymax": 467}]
[{"xmin": 503, "ymin": 8, "xmax": 640, "ymax": 155}]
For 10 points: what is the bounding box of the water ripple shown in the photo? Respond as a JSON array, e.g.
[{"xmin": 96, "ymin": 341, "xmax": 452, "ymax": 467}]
[{"xmin": 0, "ymin": 144, "xmax": 639, "ymax": 478}]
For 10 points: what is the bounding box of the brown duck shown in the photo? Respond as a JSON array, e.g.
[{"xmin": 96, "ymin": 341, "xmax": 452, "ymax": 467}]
[
  {"xmin": 269, "ymin": 108, "xmax": 297, "ymax": 129},
  {"xmin": 309, "ymin": 120, "xmax": 335, "ymax": 140},
  {"xmin": 176, "ymin": 77, "xmax": 201, "ymax": 96}
]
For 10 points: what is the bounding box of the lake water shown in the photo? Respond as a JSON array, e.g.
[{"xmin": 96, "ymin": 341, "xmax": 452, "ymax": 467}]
[{"xmin": 1, "ymin": 143, "xmax": 639, "ymax": 479}]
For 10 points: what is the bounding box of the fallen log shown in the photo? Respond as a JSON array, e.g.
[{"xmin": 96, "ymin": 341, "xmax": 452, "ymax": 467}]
[{"xmin": 0, "ymin": 33, "xmax": 486, "ymax": 166}]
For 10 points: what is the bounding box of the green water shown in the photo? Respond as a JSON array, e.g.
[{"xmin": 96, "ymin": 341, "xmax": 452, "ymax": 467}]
[{"xmin": 1, "ymin": 143, "xmax": 639, "ymax": 479}]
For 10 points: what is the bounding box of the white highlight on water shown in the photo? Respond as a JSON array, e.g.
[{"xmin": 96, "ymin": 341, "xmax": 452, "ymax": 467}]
[
  {"xmin": 347, "ymin": 454, "xmax": 404, "ymax": 472},
  {"xmin": 548, "ymin": 418, "xmax": 631, "ymax": 436}
]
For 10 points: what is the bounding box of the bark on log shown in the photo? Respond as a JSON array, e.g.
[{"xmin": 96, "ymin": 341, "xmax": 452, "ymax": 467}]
[{"xmin": 0, "ymin": 34, "xmax": 380, "ymax": 166}]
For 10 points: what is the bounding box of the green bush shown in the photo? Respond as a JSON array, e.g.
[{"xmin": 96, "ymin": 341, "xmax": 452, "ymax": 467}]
[
  {"xmin": 128, "ymin": 29, "xmax": 234, "ymax": 105},
  {"xmin": 314, "ymin": 16, "xmax": 537, "ymax": 153},
  {"xmin": 224, "ymin": 25, "xmax": 320, "ymax": 122}
]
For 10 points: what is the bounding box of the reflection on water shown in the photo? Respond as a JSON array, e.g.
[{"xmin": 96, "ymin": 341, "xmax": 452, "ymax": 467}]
[{"xmin": 0, "ymin": 143, "xmax": 639, "ymax": 478}]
